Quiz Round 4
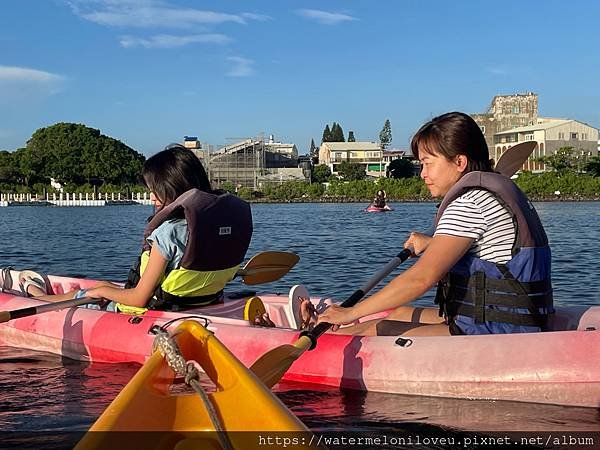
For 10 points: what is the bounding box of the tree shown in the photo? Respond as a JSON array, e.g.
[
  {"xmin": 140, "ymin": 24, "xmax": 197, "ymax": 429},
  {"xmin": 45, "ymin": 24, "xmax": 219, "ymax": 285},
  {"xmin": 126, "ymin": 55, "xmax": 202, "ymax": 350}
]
[
  {"xmin": 347, "ymin": 130, "xmax": 356, "ymax": 142},
  {"xmin": 331, "ymin": 122, "xmax": 345, "ymax": 142},
  {"xmin": 322, "ymin": 124, "xmax": 332, "ymax": 143},
  {"xmin": 337, "ymin": 161, "xmax": 365, "ymax": 181},
  {"xmin": 23, "ymin": 122, "xmax": 145, "ymax": 186},
  {"xmin": 585, "ymin": 156, "xmax": 600, "ymax": 177},
  {"xmin": 537, "ymin": 146, "xmax": 578, "ymax": 176},
  {"xmin": 309, "ymin": 138, "xmax": 319, "ymax": 165},
  {"xmin": 387, "ymin": 158, "xmax": 415, "ymax": 179},
  {"xmin": 0, "ymin": 151, "xmax": 17, "ymax": 183},
  {"xmin": 311, "ymin": 164, "xmax": 331, "ymax": 183},
  {"xmin": 379, "ymin": 119, "xmax": 392, "ymax": 149}
]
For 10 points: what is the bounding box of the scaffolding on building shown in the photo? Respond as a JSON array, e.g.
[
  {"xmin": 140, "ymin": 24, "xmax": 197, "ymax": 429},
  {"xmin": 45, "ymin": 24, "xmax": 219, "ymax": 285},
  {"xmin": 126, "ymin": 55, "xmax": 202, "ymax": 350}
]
[{"xmin": 203, "ymin": 136, "xmax": 302, "ymax": 189}]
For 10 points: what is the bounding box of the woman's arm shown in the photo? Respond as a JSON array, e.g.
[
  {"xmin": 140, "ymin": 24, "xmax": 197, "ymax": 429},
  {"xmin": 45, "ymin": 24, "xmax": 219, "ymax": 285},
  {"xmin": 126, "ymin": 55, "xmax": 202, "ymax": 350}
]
[
  {"xmin": 86, "ymin": 246, "xmax": 168, "ymax": 307},
  {"xmin": 318, "ymin": 234, "xmax": 474, "ymax": 326}
]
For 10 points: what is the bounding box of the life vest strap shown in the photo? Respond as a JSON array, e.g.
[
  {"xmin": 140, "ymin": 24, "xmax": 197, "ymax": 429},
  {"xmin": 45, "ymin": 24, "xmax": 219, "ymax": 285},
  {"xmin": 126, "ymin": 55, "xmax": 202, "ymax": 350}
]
[
  {"xmin": 440, "ymin": 270, "xmax": 552, "ymax": 327},
  {"xmin": 449, "ymin": 303, "xmax": 548, "ymax": 327},
  {"xmin": 448, "ymin": 286, "xmax": 553, "ymax": 308},
  {"xmin": 147, "ymin": 288, "xmax": 224, "ymax": 311},
  {"xmin": 448, "ymin": 273, "xmax": 552, "ymax": 295}
]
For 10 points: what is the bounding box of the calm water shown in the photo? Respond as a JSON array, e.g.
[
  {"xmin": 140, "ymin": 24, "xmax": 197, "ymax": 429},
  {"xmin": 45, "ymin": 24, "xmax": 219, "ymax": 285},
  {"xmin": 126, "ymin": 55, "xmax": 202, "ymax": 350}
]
[{"xmin": 1, "ymin": 202, "xmax": 599, "ymax": 447}]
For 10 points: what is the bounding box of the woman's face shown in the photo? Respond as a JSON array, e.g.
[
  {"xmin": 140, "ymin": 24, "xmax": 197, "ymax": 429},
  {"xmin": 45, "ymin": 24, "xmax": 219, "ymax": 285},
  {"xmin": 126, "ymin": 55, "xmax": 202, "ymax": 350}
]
[{"xmin": 419, "ymin": 145, "xmax": 467, "ymax": 198}]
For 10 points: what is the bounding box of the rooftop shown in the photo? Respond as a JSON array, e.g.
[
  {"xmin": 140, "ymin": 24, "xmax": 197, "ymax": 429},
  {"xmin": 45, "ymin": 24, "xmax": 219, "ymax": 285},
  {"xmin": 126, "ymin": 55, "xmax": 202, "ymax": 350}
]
[
  {"xmin": 495, "ymin": 119, "xmax": 571, "ymax": 135},
  {"xmin": 321, "ymin": 141, "xmax": 381, "ymax": 151}
]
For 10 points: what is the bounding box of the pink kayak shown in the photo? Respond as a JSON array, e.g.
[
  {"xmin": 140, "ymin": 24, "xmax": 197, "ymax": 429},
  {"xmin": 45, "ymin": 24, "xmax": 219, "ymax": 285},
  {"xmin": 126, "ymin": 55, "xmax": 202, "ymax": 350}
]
[
  {"xmin": 1, "ymin": 274, "xmax": 600, "ymax": 408},
  {"xmin": 365, "ymin": 204, "xmax": 393, "ymax": 212}
]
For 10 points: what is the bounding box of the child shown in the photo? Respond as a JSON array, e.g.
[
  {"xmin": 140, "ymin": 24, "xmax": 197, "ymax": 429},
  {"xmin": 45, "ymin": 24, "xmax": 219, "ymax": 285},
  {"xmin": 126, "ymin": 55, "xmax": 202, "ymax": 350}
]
[{"xmin": 19, "ymin": 144, "xmax": 253, "ymax": 313}]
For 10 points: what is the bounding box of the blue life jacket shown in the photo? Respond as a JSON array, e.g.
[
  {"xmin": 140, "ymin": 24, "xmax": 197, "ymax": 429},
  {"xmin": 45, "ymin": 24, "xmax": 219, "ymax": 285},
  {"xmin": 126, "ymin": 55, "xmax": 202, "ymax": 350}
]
[{"xmin": 434, "ymin": 171, "xmax": 554, "ymax": 334}]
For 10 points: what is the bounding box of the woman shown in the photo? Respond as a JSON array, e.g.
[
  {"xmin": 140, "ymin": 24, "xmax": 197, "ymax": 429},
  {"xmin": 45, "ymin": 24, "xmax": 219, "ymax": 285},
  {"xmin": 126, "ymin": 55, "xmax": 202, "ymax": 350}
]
[
  {"xmin": 20, "ymin": 144, "xmax": 253, "ymax": 313},
  {"xmin": 319, "ymin": 112, "xmax": 553, "ymax": 336}
]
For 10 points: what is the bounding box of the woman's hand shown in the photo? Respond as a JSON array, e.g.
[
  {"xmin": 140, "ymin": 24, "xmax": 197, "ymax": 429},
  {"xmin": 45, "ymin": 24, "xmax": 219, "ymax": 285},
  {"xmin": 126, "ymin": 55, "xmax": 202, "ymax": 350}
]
[
  {"xmin": 317, "ymin": 304, "xmax": 357, "ymax": 331},
  {"xmin": 404, "ymin": 232, "xmax": 432, "ymax": 256}
]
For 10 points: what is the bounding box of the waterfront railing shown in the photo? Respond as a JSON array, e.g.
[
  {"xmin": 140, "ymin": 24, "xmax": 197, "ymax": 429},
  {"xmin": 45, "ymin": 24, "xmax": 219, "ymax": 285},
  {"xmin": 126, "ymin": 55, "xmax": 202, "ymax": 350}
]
[{"xmin": 0, "ymin": 192, "xmax": 153, "ymax": 207}]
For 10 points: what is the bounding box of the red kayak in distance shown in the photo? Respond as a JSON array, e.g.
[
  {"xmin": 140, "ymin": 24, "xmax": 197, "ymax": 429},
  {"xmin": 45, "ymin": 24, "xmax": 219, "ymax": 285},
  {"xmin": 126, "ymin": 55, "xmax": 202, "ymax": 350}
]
[{"xmin": 365, "ymin": 204, "xmax": 394, "ymax": 212}]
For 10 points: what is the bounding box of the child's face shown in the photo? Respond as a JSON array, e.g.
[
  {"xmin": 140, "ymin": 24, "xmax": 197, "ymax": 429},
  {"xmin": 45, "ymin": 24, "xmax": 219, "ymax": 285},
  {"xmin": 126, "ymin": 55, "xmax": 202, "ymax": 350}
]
[{"xmin": 150, "ymin": 192, "xmax": 163, "ymax": 208}]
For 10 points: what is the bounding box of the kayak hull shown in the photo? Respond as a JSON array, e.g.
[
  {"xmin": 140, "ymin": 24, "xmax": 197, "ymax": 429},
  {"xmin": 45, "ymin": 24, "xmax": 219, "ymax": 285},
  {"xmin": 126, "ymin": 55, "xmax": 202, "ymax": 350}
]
[
  {"xmin": 1, "ymin": 275, "xmax": 600, "ymax": 408},
  {"xmin": 365, "ymin": 205, "xmax": 393, "ymax": 212}
]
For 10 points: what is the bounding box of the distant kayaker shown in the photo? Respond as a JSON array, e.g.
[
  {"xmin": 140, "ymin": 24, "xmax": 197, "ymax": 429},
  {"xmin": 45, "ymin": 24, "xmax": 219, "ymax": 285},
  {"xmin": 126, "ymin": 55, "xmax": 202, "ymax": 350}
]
[
  {"xmin": 20, "ymin": 144, "xmax": 253, "ymax": 314},
  {"xmin": 372, "ymin": 190, "xmax": 387, "ymax": 208},
  {"xmin": 318, "ymin": 112, "xmax": 554, "ymax": 336}
]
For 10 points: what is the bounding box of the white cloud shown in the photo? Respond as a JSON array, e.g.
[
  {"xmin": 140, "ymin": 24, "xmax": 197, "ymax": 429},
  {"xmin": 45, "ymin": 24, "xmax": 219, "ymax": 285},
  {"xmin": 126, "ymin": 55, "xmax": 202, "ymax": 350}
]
[
  {"xmin": 296, "ymin": 9, "xmax": 357, "ymax": 25},
  {"xmin": 227, "ymin": 57, "xmax": 255, "ymax": 77},
  {"xmin": 66, "ymin": 0, "xmax": 270, "ymax": 29},
  {"xmin": 0, "ymin": 65, "xmax": 64, "ymax": 84},
  {"xmin": 120, "ymin": 33, "xmax": 231, "ymax": 48},
  {"xmin": 240, "ymin": 13, "xmax": 271, "ymax": 22},
  {"xmin": 487, "ymin": 67, "xmax": 511, "ymax": 75}
]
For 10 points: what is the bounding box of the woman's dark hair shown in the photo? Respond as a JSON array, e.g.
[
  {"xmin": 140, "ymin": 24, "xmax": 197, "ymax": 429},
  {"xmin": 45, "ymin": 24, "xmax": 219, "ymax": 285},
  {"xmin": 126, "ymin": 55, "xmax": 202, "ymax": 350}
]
[
  {"xmin": 410, "ymin": 112, "xmax": 493, "ymax": 173},
  {"xmin": 142, "ymin": 144, "xmax": 212, "ymax": 205}
]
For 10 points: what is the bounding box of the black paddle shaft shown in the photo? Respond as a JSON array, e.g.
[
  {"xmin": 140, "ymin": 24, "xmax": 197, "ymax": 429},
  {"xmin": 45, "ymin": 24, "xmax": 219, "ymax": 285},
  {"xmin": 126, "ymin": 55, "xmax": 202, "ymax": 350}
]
[
  {"xmin": 301, "ymin": 248, "xmax": 412, "ymax": 349},
  {"xmin": 0, "ymin": 297, "xmax": 103, "ymax": 324}
]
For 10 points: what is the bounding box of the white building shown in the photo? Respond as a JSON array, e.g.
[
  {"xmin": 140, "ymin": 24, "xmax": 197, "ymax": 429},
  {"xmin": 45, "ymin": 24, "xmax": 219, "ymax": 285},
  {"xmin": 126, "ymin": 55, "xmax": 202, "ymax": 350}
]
[
  {"xmin": 493, "ymin": 118, "xmax": 599, "ymax": 172},
  {"xmin": 318, "ymin": 141, "xmax": 383, "ymax": 176}
]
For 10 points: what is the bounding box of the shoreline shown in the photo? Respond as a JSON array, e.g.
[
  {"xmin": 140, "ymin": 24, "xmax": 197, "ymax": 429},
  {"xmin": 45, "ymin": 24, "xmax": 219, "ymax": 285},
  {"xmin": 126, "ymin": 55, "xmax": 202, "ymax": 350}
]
[
  {"xmin": 2, "ymin": 197, "xmax": 599, "ymax": 207},
  {"xmin": 245, "ymin": 196, "xmax": 600, "ymax": 204}
]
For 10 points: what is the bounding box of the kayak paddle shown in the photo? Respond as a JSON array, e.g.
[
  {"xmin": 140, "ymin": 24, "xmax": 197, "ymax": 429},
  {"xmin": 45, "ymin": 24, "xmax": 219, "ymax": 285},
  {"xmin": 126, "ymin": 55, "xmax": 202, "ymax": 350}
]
[
  {"xmin": 494, "ymin": 141, "xmax": 537, "ymax": 177},
  {"xmin": 250, "ymin": 248, "xmax": 412, "ymax": 388},
  {"xmin": 0, "ymin": 296, "xmax": 102, "ymax": 323},
  {"xmin": 236, "ymin": 251, "xmax": 300, "ymax": 285},
  {"xmin": 0, "ymin": 251, "xmax": 299, "ymax": 323},
  {"xmin": 250, "ymin": 140, "xmax": 538, "ymax": 387}
]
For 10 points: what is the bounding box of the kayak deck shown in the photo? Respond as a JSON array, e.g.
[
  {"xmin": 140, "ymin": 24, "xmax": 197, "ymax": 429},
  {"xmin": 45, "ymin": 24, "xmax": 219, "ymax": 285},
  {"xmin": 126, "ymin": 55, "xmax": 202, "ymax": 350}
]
[{"xmin": 75, "ymin": 320, "xmax": 314, "ymax": 450}]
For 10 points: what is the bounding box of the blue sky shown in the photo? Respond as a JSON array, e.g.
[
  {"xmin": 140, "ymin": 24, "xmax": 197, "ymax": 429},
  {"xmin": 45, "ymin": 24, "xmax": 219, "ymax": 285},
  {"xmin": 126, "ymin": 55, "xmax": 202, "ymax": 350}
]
[{"xmin": 1, "ymin": 0, "xmax": 599, "ymax": 156}]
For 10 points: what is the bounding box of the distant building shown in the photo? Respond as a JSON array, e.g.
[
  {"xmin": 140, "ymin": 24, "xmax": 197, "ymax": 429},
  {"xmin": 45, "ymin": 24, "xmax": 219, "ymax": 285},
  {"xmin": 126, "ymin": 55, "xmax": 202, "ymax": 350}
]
[
  {"xmin": 471, "ymin": 92, "xmax": 599, "ymax": 173},
  {"xmin": 207, "ymin": 135, "xmax": 304, "ymax": 188},
  {"xmin": 318, "ymin": 141, "xmax": 383, "ymax": 176},
  {"xmin": 471, "ymin": 92, "xmax": 538, "ymax": 151},
  {"xmin": 493, "ymin": 118, "xmax": 599, "ymax": 172},
  {"xmin": 382, "ymin": 149, "xmax": 413, "ymax": 164},
  {"xmin": 183, "ymin": 136, "xmax": 201, "ymax": 149}
]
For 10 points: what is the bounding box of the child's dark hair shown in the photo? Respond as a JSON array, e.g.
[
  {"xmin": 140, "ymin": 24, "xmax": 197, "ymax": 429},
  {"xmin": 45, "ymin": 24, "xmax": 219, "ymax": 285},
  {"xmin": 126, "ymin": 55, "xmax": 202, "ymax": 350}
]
[
  {"xmin": 142, "ymin": 144, "xmax": 211, "ymax": 205},
  {"xmin": 410, "ymin": 112, "xmax": 493, "ymax": 173}
]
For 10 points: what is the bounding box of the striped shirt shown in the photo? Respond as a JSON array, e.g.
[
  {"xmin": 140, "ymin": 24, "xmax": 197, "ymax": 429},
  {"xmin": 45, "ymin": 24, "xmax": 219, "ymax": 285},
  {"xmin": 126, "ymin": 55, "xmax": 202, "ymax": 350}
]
[{"xmin": 435, "ymin": 189, "xmax": 515, "ymax": 264}]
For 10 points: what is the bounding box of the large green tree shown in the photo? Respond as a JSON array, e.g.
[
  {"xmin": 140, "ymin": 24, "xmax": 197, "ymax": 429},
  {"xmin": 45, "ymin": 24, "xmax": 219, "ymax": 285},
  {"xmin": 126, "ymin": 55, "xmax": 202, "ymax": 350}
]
[
  {"xmin": 337, "ymin": 161, "xmax": 366, "ymax": 181},
  {"xmin": 379, "ymin": 119, "xmax": 392, "ymax": 149},
  {"xmin": 0, "ymin": 151, "xmax": 17, "ymax": 182},
  {"xmin": 387, "ymin": 158, "xmax": 416, "ymax": 179},
  {"xmin": 537, "ymin": 146, "xmax": 581, "ymax": 176},
  {"xmin": 322, "ymin": 124, "xmax": 332, "ymax": 143},
  {"xmin": 585, "ymin": 156, "xmax": 600, "ymax": 177},
  {"xmin": 25, "ymin": 123, "xmax": 145, "ymax": 185},
  {"xmin": 331, "ymin": 122, "xmax": 345, "ymax": 142},
  {"xmin": 309, "ymin": 138, "xmax": 319, "ymax": 165},
  {"xmin": 311, "ymin": 164, "xmax": 331, "ymax": 183}
]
